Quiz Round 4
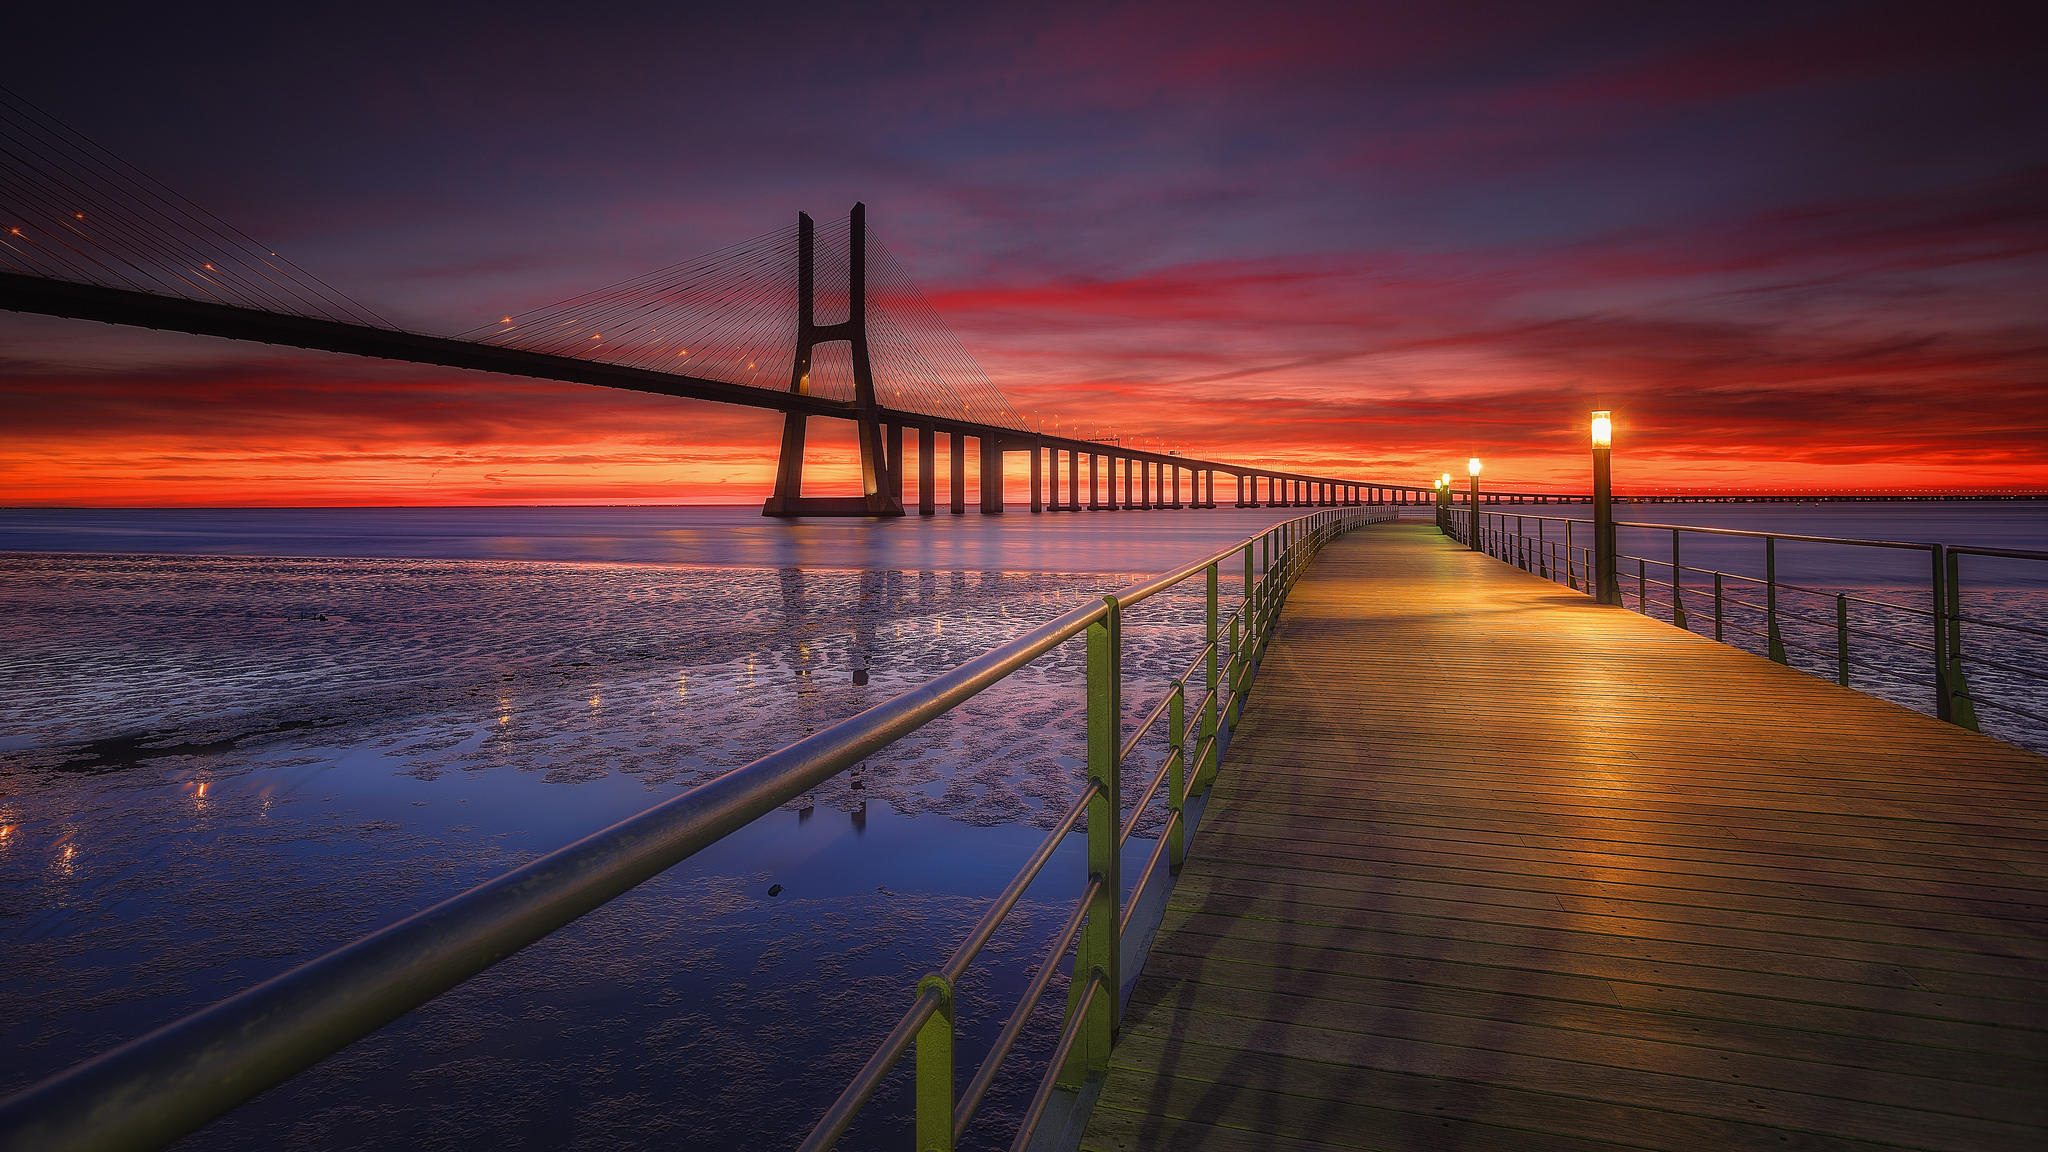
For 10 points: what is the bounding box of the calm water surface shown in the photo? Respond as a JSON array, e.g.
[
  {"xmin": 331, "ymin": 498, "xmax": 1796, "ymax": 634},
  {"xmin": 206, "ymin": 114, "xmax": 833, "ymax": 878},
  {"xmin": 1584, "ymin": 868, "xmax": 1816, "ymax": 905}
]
[{"xmin": 2, "ymin": 502, "xmax": 2043, "ymax": 1149}]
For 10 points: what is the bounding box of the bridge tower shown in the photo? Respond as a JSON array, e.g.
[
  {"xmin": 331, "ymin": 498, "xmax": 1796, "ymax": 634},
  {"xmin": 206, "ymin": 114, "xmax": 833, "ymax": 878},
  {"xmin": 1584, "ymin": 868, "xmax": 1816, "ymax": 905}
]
[{"xmin": 762, "ymin": 203, "xmax": 904, "ymax": 517}]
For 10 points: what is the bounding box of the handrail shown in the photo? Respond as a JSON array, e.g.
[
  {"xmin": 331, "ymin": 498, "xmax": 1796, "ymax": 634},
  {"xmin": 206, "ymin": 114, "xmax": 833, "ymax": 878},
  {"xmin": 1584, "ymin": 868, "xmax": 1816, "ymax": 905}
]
[
  {"xmin": 1445, "ymin": 504, "xmax": 2045, "ymax": 754},
  {"xmin": 0, "ymin": 504, "xmax": 1389, "ymax": 1152}
]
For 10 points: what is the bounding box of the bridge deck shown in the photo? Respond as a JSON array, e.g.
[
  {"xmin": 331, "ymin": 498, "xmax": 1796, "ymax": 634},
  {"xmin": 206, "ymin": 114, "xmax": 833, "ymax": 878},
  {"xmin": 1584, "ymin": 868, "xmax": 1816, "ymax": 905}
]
[{"xmin": 1082, "ymin": 521, "xmax": 2048, "ymax": 1152}]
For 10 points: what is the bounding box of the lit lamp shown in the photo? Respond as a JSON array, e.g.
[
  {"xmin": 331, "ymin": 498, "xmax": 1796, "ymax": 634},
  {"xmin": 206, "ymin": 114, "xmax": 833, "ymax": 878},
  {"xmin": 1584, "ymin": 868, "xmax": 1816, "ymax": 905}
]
[
  {"xmin": 1467, "ymin": 458, "xmax": 1482, "ymax": 551},
  {"xmin": 1591, "ymin": 411, "xmax": 1620, "ymax": 604}
]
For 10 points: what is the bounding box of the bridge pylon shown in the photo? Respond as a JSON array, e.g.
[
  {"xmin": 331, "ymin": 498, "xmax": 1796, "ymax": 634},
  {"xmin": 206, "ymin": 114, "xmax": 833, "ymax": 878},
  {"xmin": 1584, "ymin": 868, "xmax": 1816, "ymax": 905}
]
[{"xmin": 762, "ymin": 203, "xmax": 904, "ymax": 517}]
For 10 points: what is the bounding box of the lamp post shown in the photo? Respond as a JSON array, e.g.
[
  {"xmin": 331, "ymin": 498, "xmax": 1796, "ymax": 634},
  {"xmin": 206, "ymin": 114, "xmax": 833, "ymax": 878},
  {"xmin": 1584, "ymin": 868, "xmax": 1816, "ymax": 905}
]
[
  {"xmin": 1591, "ymin": 411, "xmax": 1620, "ymax": 604},
  {"xmin": 1435, "ymin": 473, "xmax": 1451, "ymax": 534},
  {"xmin": 1467, "ymin": 458, "xmax": 1482, "ymax": 551}
]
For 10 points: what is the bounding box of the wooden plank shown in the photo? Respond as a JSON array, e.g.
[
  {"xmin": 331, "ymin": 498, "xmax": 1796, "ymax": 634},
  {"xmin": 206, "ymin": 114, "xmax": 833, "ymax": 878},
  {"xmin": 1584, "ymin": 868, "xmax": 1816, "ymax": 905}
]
[{"xmin": 1083, "ymin": 522, "xmax": 2048, "ymax": 1152}]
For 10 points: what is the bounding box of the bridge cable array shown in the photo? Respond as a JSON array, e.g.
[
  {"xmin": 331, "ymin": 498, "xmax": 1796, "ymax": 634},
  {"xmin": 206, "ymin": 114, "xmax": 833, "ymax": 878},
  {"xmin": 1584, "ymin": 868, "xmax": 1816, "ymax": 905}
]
[
  {"xmin": 0, "ymin": 87, "xmax": 390, "ymax": 328},
  {"xmin": 2, "ymin": 86, "xmax": 1026, "ymax": 431},
  {"xmin": 464, "ymin": 215, "xmax": 1028, "ymax": 431}
]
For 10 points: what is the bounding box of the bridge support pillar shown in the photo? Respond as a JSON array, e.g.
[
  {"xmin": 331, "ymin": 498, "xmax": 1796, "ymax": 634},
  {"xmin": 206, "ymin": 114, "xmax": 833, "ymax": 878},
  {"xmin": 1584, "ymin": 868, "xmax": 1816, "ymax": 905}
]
[
  {"xmin": 950, "ymin": 432, "xmax": 966, "ymax": 514},
  {"xmin": 763, "ymin": 205, "xmax": 903, "ymax": 518},
  {"xmin": 980, "ymin": 436, "xmax": 1002, "ymax": 513},
  {"xmin": 1030, "ymin": 443, "xmax": 1042, "ymax": 513},
  {"xmin": 1089, "ymin": 454, "xmax": 1102, "ymax": 510},
  {"xmin": 918, "ymin": 426, "xmax": 935, "ymax": 515},
  {"xmin": 887, "ymin": 424, "xmax": 905, "ymax": 506}
]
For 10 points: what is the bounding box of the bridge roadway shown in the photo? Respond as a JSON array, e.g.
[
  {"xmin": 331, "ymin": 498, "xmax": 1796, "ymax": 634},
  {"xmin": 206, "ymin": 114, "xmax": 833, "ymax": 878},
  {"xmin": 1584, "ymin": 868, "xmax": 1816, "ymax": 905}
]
[
  {"xmin": 1083, "ymin": 521, "xmax": 2047, "ymax": 1151},
  {"xmin": 0, "ymin": 271, "xmax": 1411, "ymax": 512}
]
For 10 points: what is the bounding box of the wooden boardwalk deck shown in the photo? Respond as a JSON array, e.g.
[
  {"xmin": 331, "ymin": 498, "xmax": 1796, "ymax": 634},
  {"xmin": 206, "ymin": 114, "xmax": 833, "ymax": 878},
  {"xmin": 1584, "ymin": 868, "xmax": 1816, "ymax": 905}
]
[{"xmin": 1082, "ymin": 521, "xmax": 2048, "ymax": 1152}]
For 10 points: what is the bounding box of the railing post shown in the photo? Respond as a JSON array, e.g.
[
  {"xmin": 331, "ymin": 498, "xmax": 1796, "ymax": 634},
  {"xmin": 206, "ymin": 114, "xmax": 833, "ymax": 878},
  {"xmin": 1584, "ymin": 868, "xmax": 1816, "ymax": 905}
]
[
  {"xmin": 1671, "ymin": 529, "xmax": 1688, "ymax": 629},
  {"xmin": 1835, "ymin": 594, "xmax": 1850, "ymax": 686},
  {"xmin": 1637, "ymin": 557, "xmax": 1646, "ymax": 612},
  {"xmin": 1167, "ymin": 683, "xmax": 1186, "ymax": 872},
  {"xmin": 1937, "ymin": 547, "xmax": 1980, "ymax": 730},
  {"xmin": 1200, "ymin": 561, "xmax": 1220, "ymax": 789},
  {"xmin": 1227, "ymin": 613, "xmax": 1244, "ymax": 724},
  {"xmin": 915, "ymin": 974, "xmax": 954, "ymax": 1152},
  {"xmin": 1766, "ymin": 537, "xmax": 1787, "ymax": 663},
  {"xmin": 1713, "ymin": 572, "xmax": 1724, "ymax": 641},
  {"xmin": 1063, "ymin": 597, "xmax": 1122, "ymax": 1089},
  {"xmin": 1237, "ymin": 543, "xmax": 1254, "ymax": 722},
  {"xmin": 1566, "ymin": 521, "xmax": 1578, "ymax": 590},
  {"xmin": 1537, "ymin": 520, "xmax": 1548, "ymax": 579}
]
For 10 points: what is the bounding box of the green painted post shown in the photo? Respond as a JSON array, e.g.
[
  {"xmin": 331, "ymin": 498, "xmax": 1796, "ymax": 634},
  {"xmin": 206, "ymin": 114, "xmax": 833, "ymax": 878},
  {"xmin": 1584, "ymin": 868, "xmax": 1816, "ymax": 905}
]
[
  {"xmin": 1766, "ymin": 537, "xmax": 1787, "ymax": 664},
  {"xmin": 1835, "ymin": 594, "xmax": 1850, "ymax": 686},
  {"xmin": 914, "ymin": 974, "xmax": 954, "ymax": 1152},
  {"xmin": 1167, "ymin": 684, "xmax": 1186, "ymax": 872},
  {"xmin": 1237, "ymin": 543, "xmax": 1254, "ymax": 723},
  {"xmin": 1200, "ymin": 562, "xmax": 1220, "ymax": 791},
  {"xmin": 1063, "ymin": 597, "xmax": 1122, "ymax": 1089},
  {"xmin": 1227, "ymin": 614, "xmax": 1244, "ymax": 724}
]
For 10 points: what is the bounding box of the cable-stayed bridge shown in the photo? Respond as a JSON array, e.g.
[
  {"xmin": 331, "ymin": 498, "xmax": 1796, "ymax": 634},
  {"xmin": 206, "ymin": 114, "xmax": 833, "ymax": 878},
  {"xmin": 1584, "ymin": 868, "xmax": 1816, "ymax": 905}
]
[{"xmin": 0, "ymin": 90, "xmax": 1422, "ymax": 514}]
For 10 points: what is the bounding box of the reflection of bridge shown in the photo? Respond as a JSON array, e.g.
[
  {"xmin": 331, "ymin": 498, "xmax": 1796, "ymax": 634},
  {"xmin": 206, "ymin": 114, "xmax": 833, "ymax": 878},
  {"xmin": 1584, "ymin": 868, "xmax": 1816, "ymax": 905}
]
[{"xmin": 0, "ymin": 93, "xmax": 1426, "ymax": 515}]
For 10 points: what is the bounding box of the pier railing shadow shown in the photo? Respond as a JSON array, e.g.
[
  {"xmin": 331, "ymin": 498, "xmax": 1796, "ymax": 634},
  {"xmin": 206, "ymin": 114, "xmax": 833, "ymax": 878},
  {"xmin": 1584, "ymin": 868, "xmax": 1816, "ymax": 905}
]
[{"xmin": 0, "ymin": 506, "xmax": 1396, "ymax": 1152}]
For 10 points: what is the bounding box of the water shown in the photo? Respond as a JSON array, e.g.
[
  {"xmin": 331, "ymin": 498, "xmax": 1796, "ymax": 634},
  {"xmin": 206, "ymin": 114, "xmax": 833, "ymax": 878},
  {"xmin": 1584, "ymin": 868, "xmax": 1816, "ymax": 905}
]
[
  {"xmin": 0, "ymin": 506, "xmax": 1294, "ymax": 1152},
  {"xmin": 3, "ymin": 502, "xmax": 2043, "ymax": 1150}
]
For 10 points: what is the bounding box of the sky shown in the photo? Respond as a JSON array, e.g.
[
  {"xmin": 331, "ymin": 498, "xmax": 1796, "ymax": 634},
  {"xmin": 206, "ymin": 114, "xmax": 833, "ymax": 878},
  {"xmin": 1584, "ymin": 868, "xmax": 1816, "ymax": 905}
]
[{"xmin": 3, "ymin": 0, "xmax": 2045, "ymax": 504}]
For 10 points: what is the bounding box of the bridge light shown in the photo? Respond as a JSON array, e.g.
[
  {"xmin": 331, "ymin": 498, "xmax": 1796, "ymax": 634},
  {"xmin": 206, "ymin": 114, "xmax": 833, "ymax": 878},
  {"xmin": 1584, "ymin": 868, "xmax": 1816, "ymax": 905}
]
[{"xmin": 1591, "ymin": 411, "xmax": 1612, "ymax": 448}]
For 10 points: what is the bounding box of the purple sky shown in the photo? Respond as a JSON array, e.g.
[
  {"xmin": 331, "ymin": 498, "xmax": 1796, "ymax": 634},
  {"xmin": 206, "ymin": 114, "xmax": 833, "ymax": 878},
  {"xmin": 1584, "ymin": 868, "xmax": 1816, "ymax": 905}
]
[{"xmin": 4, "ymin": 0, "xmax": 2045, "ymax": 502}]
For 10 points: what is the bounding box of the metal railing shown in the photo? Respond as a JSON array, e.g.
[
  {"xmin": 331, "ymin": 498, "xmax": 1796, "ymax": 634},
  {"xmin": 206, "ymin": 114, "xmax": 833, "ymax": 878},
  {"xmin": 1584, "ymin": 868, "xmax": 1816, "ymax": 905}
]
[
  {"xmin": 1437, "ymin": 506, "xmax": 2048, "ymax": 752},
  {"xmin": 0, "ymin": 506, "xmax": 1390, "ymax": 1152}
]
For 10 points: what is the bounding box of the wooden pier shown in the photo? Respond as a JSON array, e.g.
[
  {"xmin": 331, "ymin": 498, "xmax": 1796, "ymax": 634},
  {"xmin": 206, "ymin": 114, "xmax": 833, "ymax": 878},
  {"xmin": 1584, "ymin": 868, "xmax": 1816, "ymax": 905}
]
[{"xmin": 1084, "ymin": 521, "xmax": 2048, "ymax": 1151}]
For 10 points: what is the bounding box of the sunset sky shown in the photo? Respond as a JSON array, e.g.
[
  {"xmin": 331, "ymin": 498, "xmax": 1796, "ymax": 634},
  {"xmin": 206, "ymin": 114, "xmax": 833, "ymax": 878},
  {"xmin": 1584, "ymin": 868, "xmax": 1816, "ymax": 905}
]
[{"xmin": 4, "ymin": 0, "xmax": 2045, "ymax": 504}]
